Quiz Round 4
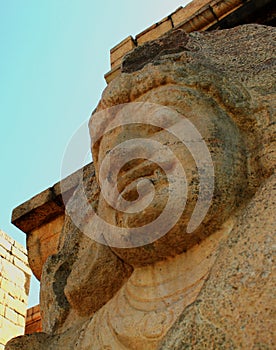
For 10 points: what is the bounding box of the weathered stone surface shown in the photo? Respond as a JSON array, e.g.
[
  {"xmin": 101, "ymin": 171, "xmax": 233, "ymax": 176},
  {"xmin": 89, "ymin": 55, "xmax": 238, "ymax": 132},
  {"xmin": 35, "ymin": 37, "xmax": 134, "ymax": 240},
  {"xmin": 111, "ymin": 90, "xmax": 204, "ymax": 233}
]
[
  {"xmin": 11, "ymin": 164, "xmax": 90, "ymax": 281},
  {"xmin": 27, "ymin": 215, "xmax": 64, "ymax": 281},
  {"xmin": 105, "ymin": 0, "xmax": 275, "ymax": 84},
  {"xmin": 4, "ymin": 328, "xmax": 81, "ymax": 350},
  {"xmin": 159, "ymin": 173, "xmax": 276, "ymax": 349},
  {"xmin": 6, "ymin": 24, "xmax": 275, "ymax": 349},
  {"xmin": 39, "ymin": 163, "xmax": 132, "ymax": 335},
  {"xmin": 122, "ymin": 30, "xmax": 189, "ymax": 73},
  {"xmin": 94, "ymin": 25, "xmax": 275, "ymax": 268}
]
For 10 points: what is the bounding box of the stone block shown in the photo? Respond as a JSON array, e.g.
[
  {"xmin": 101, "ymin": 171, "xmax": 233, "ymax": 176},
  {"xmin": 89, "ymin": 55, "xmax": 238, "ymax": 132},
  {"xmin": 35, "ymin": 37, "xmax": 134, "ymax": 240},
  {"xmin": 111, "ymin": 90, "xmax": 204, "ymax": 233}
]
[
  {"xmin": 0, "ymin": 245, "xmax": 10, "ymax": 261},
  {"xmin": 1, "ymin": 259, "xmax": 26, "ymax": 286},
  {"xmin": 1, "ymin": 278, "xmax": 28, "ymax": 304},
  {"xmin": 5, "ymin": 307, "xmax": 18, "ymax": 324},
  {"xmin": 171, "ymin": 1, "xmax": 210, "ymax": 26},
  {"xmin": 136, "ymin": 16, "xmax": 173, "ymax": 45},
  {"xmin": 11, "ymin": 161, "xmax": 85, "ymax": 234},
  {"xmin": 211, "ymin": 0, "xmax": 243, "ymax": 20},
  {"xmin": 104, "ymin": 65, "xmax": 121, "ymax": 84},
  {"xmin": 11, "ymin": 245, "xmax": 28, "ymax": 265},
  {"xmin": 27, "ymin": 214, "xmax": 64, "ymax": 280},
  {"xmin": 0, "ymin": 317, "xmax": 23, "ymax": 345},
  {"xmin": 11, "ymin": 163, "xmax": 92, "ymax": 282},
  {"xmin": 25, "ymin": 305, "xmax": 42, "ymax": 334},
  {"xmin": 6, "ymin": 294, "xmax": 26, "ymax": 316},
  {"xmin": 0, "ymin": 230, "xmax": 13, "ymax": 244},
  {"xmin": 24, "ymin": 320, "xmax": 42, "ymax": 334},
  {"xmin": 1, "ymin": 277, "xmax": 13, "ymax": 294},
  {"xmin": 175, "ymin": 5, "xmax": 217, "ymax": 32},
  {"xmin": 172, "ymin": 0, "xmax": 244, "ymax": 32},
  {"xmin": 12, "ymin": 189, "xmax": 63, "ymax": 234},
  {"xmin": 26, "ymin": 304, "xmax": 41, "ymax": 322},
  {"xmin": 13, "ymin": 256, "xmax": 30, "ymax": 275},
  {"xmin": 110, "ymin": 36, "xmax": 136, "ymax": 69},
  {"xmin": 0, "ymin": 234, "xmax": 12, "ymax": 252},
  {"xmin": 5, "ymin": 309, "xmax": 17, "ymax": 325}
]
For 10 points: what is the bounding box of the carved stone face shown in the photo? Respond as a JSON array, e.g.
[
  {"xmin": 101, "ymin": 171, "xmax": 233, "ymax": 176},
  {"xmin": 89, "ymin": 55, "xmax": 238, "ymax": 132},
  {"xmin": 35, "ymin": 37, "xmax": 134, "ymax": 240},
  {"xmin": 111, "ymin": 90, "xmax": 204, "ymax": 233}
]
[{"xmin": 90, "ymin": 69, "xmax": 249, "ymax": 267}]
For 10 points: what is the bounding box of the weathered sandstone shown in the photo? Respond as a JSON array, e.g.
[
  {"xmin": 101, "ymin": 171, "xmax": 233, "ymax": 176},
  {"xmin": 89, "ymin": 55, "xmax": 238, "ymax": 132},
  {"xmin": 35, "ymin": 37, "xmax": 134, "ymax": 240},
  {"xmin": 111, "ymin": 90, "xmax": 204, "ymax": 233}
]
[{"xmin": 6, "ymin": 24, "xmax": 275, "ymax": 350}]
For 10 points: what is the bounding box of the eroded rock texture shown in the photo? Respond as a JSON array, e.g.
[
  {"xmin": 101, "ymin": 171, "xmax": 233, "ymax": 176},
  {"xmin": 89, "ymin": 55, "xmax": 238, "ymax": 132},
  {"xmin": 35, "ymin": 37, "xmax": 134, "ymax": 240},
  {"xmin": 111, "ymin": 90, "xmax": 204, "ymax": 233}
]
[
  {"xmin": 159, "ymin": 174, "xmax": 276, "ymax": 349},
  {"xmin": 6, "ymin": 25, "xmax": 275, "ymax": 350}
]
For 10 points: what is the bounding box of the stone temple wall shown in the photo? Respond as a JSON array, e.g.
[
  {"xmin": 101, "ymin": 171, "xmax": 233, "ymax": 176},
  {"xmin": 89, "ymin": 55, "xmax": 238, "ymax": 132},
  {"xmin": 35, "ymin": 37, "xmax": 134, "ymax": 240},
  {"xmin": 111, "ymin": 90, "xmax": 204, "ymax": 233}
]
[
  {"xmin": 0, "ymin": 229, "xmax": 31, "ymax": 349},
  {"xmin": 25, "ymin": 305, "xmax": 42, "ymax": 335}
]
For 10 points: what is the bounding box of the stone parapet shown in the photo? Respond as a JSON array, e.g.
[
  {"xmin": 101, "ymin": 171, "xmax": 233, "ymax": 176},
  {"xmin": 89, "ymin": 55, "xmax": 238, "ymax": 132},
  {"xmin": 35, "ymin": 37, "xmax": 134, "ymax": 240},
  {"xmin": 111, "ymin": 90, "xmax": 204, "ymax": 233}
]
[{"xmin": 104, "ymin": 0, "xmax": 275, "ymax": 83}]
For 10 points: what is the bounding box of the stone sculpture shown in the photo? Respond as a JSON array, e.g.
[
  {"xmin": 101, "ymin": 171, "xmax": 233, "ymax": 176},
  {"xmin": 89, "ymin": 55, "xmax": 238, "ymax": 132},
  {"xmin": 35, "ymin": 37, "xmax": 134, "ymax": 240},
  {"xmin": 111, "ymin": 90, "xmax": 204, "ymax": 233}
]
[{"xmin": 6, "ymin": 24, "xmax": 275, "ymax": 349}]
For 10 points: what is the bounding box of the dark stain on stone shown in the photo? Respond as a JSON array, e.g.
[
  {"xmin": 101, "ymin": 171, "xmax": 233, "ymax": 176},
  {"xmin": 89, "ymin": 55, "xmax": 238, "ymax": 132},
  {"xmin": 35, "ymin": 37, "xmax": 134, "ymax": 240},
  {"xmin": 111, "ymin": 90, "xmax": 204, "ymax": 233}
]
[{"xmin": 122, "ymin": 30, "xmax": 189, "ymax": 73}]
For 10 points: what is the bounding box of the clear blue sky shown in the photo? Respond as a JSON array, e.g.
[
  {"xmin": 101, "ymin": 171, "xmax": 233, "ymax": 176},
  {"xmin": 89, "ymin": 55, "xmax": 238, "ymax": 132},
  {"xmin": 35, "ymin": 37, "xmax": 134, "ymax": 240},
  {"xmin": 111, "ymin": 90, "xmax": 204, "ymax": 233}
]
[{"xmin": 0, "ymin": 0, "xmax": 190, "ymax": 307}]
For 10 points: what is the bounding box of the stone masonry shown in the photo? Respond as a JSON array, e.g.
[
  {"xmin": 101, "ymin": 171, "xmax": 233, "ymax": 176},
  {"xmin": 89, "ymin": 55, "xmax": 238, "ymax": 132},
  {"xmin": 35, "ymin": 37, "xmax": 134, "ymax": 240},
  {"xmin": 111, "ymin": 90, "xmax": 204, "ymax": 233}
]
[
  {"xmin": 0, "ymin": 229, "xmax": 31, "ymax": 349},
  {"xmin": 25, "ymin": 305, "xmax": 42, "ymax": 335},
  {"xmin": 105, "ymin": 0, "xmax": 275, "ymax": 83}
]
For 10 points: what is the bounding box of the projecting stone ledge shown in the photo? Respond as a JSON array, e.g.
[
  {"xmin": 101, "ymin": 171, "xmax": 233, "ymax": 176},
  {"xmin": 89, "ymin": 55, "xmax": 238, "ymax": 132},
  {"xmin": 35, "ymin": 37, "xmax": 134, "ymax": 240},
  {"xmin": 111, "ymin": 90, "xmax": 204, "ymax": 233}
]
[
  {"xmin": 11, "ymin": 163, "xmax": 94, "ymax": 281},
  {"xmin": 105, "ymin": 0, "xmax": 275, "ymax": 83}
]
